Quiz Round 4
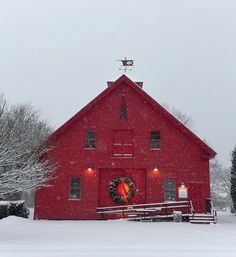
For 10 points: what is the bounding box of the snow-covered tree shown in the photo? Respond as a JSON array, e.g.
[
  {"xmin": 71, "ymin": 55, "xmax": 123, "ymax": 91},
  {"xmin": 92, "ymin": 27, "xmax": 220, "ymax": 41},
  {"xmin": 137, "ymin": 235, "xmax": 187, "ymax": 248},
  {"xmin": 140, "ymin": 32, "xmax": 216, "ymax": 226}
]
[
  {"xmin": 230, "ymin": 145, "xmax": 236, "ymax": 212},
  {"xmin": 210, "ymin": 158, "xmax": 231, "ymax": 209},
  {"xmin": 0, "ymin": 95, "xmax": 56, "ymax": 199}
]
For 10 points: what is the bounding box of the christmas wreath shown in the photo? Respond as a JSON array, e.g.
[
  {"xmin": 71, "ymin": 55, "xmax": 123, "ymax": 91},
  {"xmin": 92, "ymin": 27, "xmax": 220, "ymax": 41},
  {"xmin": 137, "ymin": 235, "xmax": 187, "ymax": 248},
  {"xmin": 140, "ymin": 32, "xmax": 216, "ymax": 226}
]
[{"xmin": 109, "ymin": 176, "xmax": 136, "ymax": 204}]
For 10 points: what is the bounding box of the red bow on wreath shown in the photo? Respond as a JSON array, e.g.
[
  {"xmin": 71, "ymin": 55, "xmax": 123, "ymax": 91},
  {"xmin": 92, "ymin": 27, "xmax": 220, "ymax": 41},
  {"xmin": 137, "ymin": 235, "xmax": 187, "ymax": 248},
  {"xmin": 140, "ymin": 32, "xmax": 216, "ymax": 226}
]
[
  {"xmin": 116, "ymin": 179, "xmax": 130, "ymax": 203},
  {"xmin": 109, "ymin": 177, "xmax": 136, "ymax": 204}
]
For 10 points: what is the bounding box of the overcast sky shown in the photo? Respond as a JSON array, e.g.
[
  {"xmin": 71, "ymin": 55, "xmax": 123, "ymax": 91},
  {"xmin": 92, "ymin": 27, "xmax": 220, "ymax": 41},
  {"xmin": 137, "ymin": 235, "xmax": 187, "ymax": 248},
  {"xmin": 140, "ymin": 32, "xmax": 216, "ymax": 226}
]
[{"xmin": 0, "ymin": 0, "xmax": 235, "ymax": 167}]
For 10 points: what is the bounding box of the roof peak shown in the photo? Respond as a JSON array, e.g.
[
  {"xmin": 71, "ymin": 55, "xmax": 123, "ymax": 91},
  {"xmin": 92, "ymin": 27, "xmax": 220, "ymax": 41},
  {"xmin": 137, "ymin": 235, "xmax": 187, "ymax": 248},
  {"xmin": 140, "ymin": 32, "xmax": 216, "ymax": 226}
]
[
  {"xmin": 48, "ymin": 73, "xmax": 216, "ymax": 158},
  {"xmin": 107, "ymin": 74, "xmax": 143, "ymax": 88}
]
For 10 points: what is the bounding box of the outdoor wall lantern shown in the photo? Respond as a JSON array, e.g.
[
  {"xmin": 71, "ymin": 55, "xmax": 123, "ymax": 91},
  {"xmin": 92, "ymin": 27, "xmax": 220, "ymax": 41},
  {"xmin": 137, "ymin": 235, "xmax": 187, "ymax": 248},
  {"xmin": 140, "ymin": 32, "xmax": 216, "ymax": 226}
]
[
  {"xmin": 87, "ymin": 166, "xmax": 93, "ymax": 173},
  {"xmin": 153, "ymin": 166, "xmax": 160, "ymax": 174}
]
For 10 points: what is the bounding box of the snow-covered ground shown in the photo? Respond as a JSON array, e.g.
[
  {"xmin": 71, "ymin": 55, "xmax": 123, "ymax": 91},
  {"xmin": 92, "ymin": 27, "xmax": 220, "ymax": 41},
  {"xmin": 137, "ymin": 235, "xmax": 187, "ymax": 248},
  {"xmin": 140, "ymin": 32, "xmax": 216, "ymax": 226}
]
[{"xmin": 0, "ymin": 211, "xmax": 236, "ymax": 257}]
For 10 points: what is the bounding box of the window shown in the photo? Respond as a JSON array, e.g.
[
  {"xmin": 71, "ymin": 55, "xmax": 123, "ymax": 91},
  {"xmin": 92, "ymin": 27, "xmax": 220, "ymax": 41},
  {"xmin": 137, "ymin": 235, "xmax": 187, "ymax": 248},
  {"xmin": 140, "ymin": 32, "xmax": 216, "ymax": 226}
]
[
  {"xmin": 69, "ymin": 177, "xmax": 81, "ymax": 199},
  {"xmin": 120, "ymin": 103, "xmax": 127, "ymax": 121},
  {"xmin": 150, "ymin": 131, "xmax": 160, "ymax": 149},
  {"xmin": 120, "ymin": 95, "xmax": 127, "ymax": 121},
  {"xmin": 164, "ymin": 179, "xmax": 176, "ymax": 201},
  {"xmin": 113, "ymin": 130, "xmax": 134, "ymax": 157},
  {"xmin": 86, "ymin": 131, "xmax": 96, "ymax": 148}
]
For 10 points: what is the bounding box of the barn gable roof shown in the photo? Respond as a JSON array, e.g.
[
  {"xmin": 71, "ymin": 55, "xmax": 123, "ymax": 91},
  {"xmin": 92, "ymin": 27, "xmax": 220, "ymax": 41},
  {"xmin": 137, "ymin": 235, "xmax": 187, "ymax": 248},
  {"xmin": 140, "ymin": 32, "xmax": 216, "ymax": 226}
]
[{"xmin": 48, "ymin": 74, "xmax": 216, "ymax": 158}]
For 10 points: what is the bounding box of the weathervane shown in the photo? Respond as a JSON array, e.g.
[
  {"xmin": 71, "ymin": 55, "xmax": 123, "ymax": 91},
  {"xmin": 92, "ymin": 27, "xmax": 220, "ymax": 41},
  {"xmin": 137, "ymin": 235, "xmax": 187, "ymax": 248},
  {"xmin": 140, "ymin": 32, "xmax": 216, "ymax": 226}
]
[{"xmin": 118, "ymin": 57, "xmax": 134, "ymax": 73}]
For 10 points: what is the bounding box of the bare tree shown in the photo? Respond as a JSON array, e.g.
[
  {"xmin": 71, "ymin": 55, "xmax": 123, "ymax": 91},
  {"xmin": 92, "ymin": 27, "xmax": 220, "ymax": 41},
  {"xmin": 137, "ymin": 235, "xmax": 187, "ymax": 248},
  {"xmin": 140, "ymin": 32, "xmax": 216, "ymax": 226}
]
[
  {"xmin": 162, "ymin": 103, "xmax": 194, "ymax": 130},
  {"xmin": 0, "ymin": 95, "xmax": 56, "ymax": 199},
  {"xmin": 164, "ymin": 103, "xmax": 230, "ymax": 209}
]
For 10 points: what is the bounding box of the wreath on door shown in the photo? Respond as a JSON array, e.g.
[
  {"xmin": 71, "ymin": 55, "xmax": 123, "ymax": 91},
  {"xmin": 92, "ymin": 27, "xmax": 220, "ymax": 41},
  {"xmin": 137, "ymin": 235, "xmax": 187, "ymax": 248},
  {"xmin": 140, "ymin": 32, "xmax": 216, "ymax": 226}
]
[{"xmin": 109, "ymin": 176, "xmax": 136, "ymax": 204}]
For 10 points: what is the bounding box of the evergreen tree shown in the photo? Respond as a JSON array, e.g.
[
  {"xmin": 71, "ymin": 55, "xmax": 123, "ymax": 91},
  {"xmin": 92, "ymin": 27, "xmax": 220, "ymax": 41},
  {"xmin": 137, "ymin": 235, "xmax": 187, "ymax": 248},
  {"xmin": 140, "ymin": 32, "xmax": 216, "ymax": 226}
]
[{"xmin": 230, "ymin": 145, "xmax": 236, "ymax": 212}]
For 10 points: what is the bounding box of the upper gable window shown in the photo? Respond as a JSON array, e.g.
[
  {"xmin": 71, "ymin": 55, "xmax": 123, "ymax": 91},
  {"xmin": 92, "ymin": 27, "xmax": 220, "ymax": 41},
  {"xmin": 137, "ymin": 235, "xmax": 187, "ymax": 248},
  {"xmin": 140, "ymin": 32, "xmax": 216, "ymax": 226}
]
[
  {"xmin": 120, "ymin": 95, "xmax": 127, "ymax": 121},
  {"xmin": 150, "ymin": 131, "xmax": 160, "ymax": 149},
  {"xmin": 86, "ymin": 131, "xmax": 96, "ymax": 148},
  {"xmin": 120, "ymin": 103, "xmax": 127, "ymax": 121}
]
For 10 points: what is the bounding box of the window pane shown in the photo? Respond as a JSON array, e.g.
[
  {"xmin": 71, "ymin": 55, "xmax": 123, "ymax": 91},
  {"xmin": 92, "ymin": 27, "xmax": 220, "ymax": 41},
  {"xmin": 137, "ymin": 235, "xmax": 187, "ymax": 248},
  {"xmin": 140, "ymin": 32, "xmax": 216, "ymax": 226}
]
[
  {"xmin": 70, "ymin": 177, "xmax": 81, "ymax": 199},
  {"xmin": 71, "ymin": 177, "xmax": 80, "ymax": 187},
  {"xmin": 87, "ymin": 131, "xmax": 96, "ymax": 139},
  {"xmin": 151, "ymin": 131, "xmax": 160, "ymax": 139},
  {"xmin": 86, "ymin": 139, "xmax": 96, "ymax": 148},
  {"xmin": 164, "ymin": 191, "xmax": 176, "ymax": 201},
  {"xmin": 150, "ymin": 131, "xmax": 160, "ymax": 149},
  {"xmin": 86, "ymin": 131, "xmax": 96, "ymax": 148},
  {"xmin": 151, "ymin": 139, "xmax": 160, "ymax": 149},
  {"xmin": 120, "ymin": 104, "xmax": 127, "ymax": 120},
  {"xmin": 164, "ymin": 179, "xmax": 176, "ymax": 201},
  {"xmin": 164, "ymin": 180, "xmax": 175, "ymax": 190}
]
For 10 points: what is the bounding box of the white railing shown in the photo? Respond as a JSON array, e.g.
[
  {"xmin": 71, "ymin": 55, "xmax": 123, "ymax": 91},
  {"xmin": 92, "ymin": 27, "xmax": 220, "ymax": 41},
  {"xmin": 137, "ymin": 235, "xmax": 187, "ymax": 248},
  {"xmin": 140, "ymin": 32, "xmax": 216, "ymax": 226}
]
[
  {"xmin": 97, "ymin": 201, "xmax": 191, "ymax": 220},
  {"xmin": 210, "ymin": 200, "xmax": 217, "ymax": 223},
  {"xmin": 190, "ymin": 200, "xmax": 195, "ymax": 215},
  {"xmin": 97, "ymin": 200, "xmax": 189, "ymax": 211}
]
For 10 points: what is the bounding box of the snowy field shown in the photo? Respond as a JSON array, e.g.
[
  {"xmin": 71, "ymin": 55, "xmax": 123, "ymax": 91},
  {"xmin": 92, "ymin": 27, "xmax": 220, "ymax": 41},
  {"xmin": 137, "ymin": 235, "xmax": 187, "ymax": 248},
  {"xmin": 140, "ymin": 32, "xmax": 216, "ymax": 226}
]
[{"xmin": 0, "ymin": 211, "xmax": 236, "ymax": 257}]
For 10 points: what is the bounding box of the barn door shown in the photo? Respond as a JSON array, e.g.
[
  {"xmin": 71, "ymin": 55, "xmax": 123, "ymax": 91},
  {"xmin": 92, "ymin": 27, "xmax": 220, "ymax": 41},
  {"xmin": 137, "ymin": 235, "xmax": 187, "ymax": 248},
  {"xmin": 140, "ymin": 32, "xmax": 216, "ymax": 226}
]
[
  {"xmin": 98, "ymin": 168, "xmax": 124, "ymax": 207},
  {"xmin": 125, "ymin": 169, "xmax": 146, "ymax": 204}
]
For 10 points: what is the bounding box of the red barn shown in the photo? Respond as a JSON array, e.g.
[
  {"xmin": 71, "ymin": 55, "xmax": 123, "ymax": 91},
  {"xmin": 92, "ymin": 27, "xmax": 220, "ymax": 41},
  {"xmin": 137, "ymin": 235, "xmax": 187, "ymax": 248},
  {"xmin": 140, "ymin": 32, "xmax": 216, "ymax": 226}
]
[{"xmin": 34, "ymin": 74, "xmax": 216, "ymax": 220}]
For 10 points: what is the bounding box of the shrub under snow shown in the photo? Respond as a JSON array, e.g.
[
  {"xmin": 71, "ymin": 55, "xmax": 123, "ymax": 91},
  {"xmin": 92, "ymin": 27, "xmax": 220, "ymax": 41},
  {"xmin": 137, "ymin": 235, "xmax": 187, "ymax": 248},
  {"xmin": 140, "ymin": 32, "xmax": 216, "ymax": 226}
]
[{"xmin": 0, "ymin": 200, "xmax": 29, "ymax": 219}]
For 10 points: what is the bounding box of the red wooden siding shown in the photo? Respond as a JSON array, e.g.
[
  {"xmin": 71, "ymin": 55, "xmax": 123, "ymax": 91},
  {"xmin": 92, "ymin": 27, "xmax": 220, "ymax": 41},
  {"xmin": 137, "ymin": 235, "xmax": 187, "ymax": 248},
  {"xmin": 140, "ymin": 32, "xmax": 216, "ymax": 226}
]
[{"xmin": 34, "ymin": 75, "xmax": 216, "ymax": 220}]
